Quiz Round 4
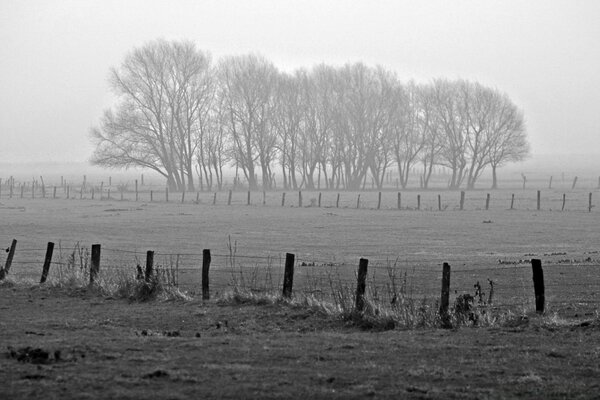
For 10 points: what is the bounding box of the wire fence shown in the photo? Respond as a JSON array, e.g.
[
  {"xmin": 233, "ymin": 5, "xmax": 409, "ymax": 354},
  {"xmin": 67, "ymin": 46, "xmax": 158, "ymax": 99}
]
[{"xmin": 3, "ymin": 241, "xmax": 599, "ymax": 316}]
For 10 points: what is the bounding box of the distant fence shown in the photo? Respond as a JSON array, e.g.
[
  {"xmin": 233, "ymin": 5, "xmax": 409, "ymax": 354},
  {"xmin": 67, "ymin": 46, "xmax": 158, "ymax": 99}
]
[
  {"xmin": 2, "ymin": 239, "xmax": 599, "ymax": 317},
  {"xmin": 0, "ymin": 178, "xmax": 598, "ymax": 213}
]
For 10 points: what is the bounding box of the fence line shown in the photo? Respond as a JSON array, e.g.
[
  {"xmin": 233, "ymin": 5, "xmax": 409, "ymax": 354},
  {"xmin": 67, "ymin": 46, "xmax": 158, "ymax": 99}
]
[{"xmin": 1, "ymin": 239, "xmax": 599, "ymax": 318}]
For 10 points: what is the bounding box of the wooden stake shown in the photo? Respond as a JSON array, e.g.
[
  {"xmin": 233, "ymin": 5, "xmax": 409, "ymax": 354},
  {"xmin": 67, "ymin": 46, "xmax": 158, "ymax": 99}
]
[
  {"xmin": 562, "ymin": 193, "xmax": 566, "ymax": 211},
  {"xmin": 135, "ymin": 180, "xmax": 138, "ymax": 201},
  {"xmin": 145, "ymin": 251, "xmax": 154, "ymax": 282},
  {"xmin": 572, "ymin": 176, "xmax": 578, "ymax": 190},
  {"xmin": 1, "ymin": 239, "xmax": 17, "ymax": 279},
  {"xmin": 531, "ymin": 259, "xmax": 545, "ymax": 314},
  {"xmin": 298, "ymin": 191, "xmax": 302, "ymax": 207},
  {"xmin": 438, "ymin": 194, "xmax": 442, "ymax": 211},
  {"xmin": 181, "ymin": 191, "xmax": 185, "ymax": 204},
  {"xmin": 166, "ymin": 188, "xmax": 169, "ymax": 202},
  {"xmin": 485, "ymin": 193, "xmax": 490, "ymax": 210},
  {"xmin": 356, "ymin": 194, "xmax": 360, "ymax": 209},
  {"xmin": 247, "ymin": 190, "xmax": 251, "ymax": 206},
  {"xmin": 281, "ymin": 192, "xmax": 286, "ymax": 207},
  {"xmin": 460, "ymin": 191, "xmax": 465, "ymax": 211},
  {"xmin": 377, "ymin": 192, "xmax": 382, "ymax": 210},
  {"xmin": 336, "ymin": 193, "xmax": 340, "ymax": 208},
  {"xmin": 228, "ymin": 190, "xmax": 232, "ymax": 206},
  {"xmin": 318, "ymin": 192, "xmax": 322, "ymax": 208},
  {"xmin": 355, "ymin": 258, "xmax": 368, "ymax": 312},
  {"xmin": 202, "ymin": 249, "xmax": 211, "ymax": 300},
  {"xmin": 213, "ymin": 192, "xmax": 217, "ymax": 205},
  {"xmin": 589, "ymin": 192, "xmax": 593, "ymax": 212},
  {"xmin": 90, "ymin": 244, "xmax": 101, "ymax": 285},
  {"xmin": 282, "ymin": 253, "xmax": 295, "ymax": 298},
  {"xmin": 537, "ymin": 190, "xmax": 541, "ymax": 211},
  {"xmin": 40, "ymin": 242, "xmax": 54, "ymax": 283},
  {"xmin": 417, "ymin": 194, "xmax": 421, "ymax": 210},
  {"xmin": 440, "ymin": 262, "xmax": 451, "ymax": 320},
  {"xmin": 397, "ymin": 192, "xmax": 401, "ymax": 210},
  {"xmin": 510, "ymin": 193, "xmax": 515, "ymax": 210}
]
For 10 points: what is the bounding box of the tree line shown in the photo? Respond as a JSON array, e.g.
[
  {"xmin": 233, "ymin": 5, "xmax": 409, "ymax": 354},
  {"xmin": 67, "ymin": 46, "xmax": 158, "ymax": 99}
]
[{"xmin": 91, "ymin": 39, "xmax": 529, "ymax": 191}]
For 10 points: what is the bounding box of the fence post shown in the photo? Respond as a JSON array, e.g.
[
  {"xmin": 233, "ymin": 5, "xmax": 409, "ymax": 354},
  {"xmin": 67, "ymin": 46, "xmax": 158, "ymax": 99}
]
[
  {"xmin": 145, "ymin": 251, "xmax": 154, "ymax": 282},
  {"xmin": 20, "ymin": 185, "xmax": 24, "ymax": 199},
  {"xmin": 181, "ymin": 191, "xmax": 185, "ymax": 204},
  {"xmin": 537, "ymin": 190, "xmax": 541, "ymax": 211},
  {"xmin": 355, "ymin": 258, "xmax": 368, "ymax": 312},
  {"xmin": 281, "ymin": 192, "xmax": 286, "ymax": 207},
  {"xmin": 53, "ymin": 186, "xmax": 57, "ymax": 199},
  {"xmin": 166, "ymin": 188, "xmax": 169, "ymax": 202},
  {"xmin": 213, "ymin": 192, "xmax": 217, "ymax": 205},
  {"xmin": 40, "ymin": 242, "xmax": 55, "ymax": 283},
  {"xmin": 90, "ymin": 244, "xmax": 101, "ymax": 285},
  {"xmin": 108, "ymin": 188, "xmax": 111, "ymax": 199},
  {"xmin": 247, "ymin": 190, "xmax": 251, "ymax": 206},
  {"xmin": 531, "ymin": 259, "xmax": 545, "ymax": 314},
  {"xmin": 485, "ymin": 193, "xmax": 490, "ymax": 210},
  {"xmin": 228, "ymin": 190, "xmax": 232, "ymax": 206},
  {"xmin": 263, "ymin": 190, "xmax": 266, "ymax": 205},
  {"xmin": 135, "ymin": 180, "xmax": 138, "ymax": 201},
  {"xmin": 510, "ymin": 193, "xmax": 515, "ymax": 210},
  {"xmin": 1, "ymin": 239, "xmax": 17, "ymax": 280},
  {"xmin": 562, "ymin": 193, "xmax": 566, "ymax": 211},
  {"xmin": 298, "ymin": 191, "xmax": 302, "ymax": 207},
  {"xmin": 417, "ymin": 194, "xmax": 421, "ymax": 210},
  {"xmin": 438, "ymin": 194, "xmax": 442, "ymax": 211},
  {"xmin": 150, "ymin": 190, "xmax": 153, "ymax": 202},
  {"xmin": 318, "ymin": 192, "xmax": 322, "ymax": 208},
  {"xmin": 440, "ymin": 262, "xmax": 451, "ymax": 324},
  {"xmin": 572, "ymin": 176, "xmax": 578, "ymax": 190},
  {"xmin": 91, "ymin": 187, "xmax": 94, "ymax": 200},
  {"xmin": 377, "ymin": 192, "xmax": 382, "ymax": 210},
  {"xmin": 589, "ymin": 192, "xmax": 593, "ymax": 212},
  {"xmin": 356, "ymin": 194, "xmax": 360, "ymax": 209},
  {"xmin": 202, "ymin": 249, "xmax": 211, "ymax": 300},
  {"xmin": 336, "ymin": 193, "xmax": 340, "ymax": 208},
  {"xmin": 460, "ymin": 191, "xmax": 465, "ymax": 210},
  {"xmin": 397, "ymin": 192, "xmax": 401, "ymax": 210},
  {"xmin": 282, "ymin": 253, "xmax": 295, "ymax": 298}
]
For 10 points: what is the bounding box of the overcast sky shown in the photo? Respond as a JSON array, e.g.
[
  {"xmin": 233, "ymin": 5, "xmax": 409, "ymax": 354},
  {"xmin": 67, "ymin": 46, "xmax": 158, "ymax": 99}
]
[{"xmin": 1, "ymin": 0, "xmax": 599, "ymax": 163}]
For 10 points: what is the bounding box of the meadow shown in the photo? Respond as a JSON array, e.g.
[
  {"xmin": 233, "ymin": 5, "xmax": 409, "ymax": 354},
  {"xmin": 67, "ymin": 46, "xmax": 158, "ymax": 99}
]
[{"xmin": 1, "ymin": 186, "xmax": 600, "ymax": 398}]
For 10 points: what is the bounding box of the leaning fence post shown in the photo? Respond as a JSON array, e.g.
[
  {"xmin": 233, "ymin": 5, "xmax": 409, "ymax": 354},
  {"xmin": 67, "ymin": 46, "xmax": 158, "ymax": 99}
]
[
  {"xmin": 355, "ymin": 258, "xmax": 368, "ymax": 312},
  {"xmin": 531, "ymin": 259, "xmax": 545, "ymax": 313},
  {"xmin": 202, "ymin": 249, "xmax": 211, "ymax": 300},
  {"xmin": 40, "ymin": 242, "xmax": 55, "ymax": 283},
  {"xmin": 510, "ymin": 193, "xmax": 515, "ymax": 210},
  {"xmin": 90, "ymin": 244, "xmax": 101, "ymax": 285},
  {"xmin": 1, "ymin": 239, "xmax": 17, "ymax": 280},
  {"xmin": 282, "ymin": 253, "xmax": 295, "ymax": 298},
  {"xmin": 356, "ymin": 194, "xmax": 361, "ymax": 209},
  {"xmin": 181, "ymin": 191, "xmax": 186, "ymax": 204},
  {"xmin": 145, "ymin": 251, "xmax": 154, "ymax": 282},
  {"xmin": 440, "ymin": 262, "xmax": 451, "ymax": 323}
]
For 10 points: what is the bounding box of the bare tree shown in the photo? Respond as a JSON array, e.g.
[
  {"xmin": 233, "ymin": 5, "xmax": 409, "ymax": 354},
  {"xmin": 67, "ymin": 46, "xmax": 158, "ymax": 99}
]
[
  {"xmin": 91, "ymin": 40, "xmax": 212, "ymax": 191},
  {"xmin": 218, "ymin": 54, "xmax": 278, "ymax": 190}
]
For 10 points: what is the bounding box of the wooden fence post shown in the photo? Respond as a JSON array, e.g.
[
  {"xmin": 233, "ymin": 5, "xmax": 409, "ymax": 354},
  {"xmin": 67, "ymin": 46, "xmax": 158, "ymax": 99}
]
[
  {"xmin": 548, "ymin": 176, "xmax": 553, "ymax": 189},
  {"xmin": 510, "ymin": 193, "xmax": 515, "ymax": 210},
  {"xmin": 67, "ymin": 185, "xmax": 70, "ymax": 199},
  {"xmin": 90, "ymin": 244, "xmax": 101, "ymax": 285},
  {"xmin": 166, "ymin": 188, "xmax": 169, "ymax": 202},
  {"xmin": 247, "ymin": 190, "xmax": 251, "ymax": 206},
  {"xmin": 263, "ymin": 191, "xmax": 266, "ymax": 205},
  {"xmin": 336, "ymin": 193, "xmax": 340, "ymax": 208},
  {"xmin": 145, "ymin": 251, "xmax": 154, "ymax": 282},
  {"xmin": 438, "ymin": 194, "xmax": 442, "ymax": 211},
  {"xmin": 531, "ymin": 259, "xmax": 545, "ymax": 314},
  {"xmin": 485, "ymin": 193, "xmax": 490, "ymax": 210},
  {"xmin": 228, "ymin": 190, "xmax": 232, "ymax": 206},
  {"xmin": 298, "ymin": 191, "xmax": 302, "ymax": 207},
  {"xmin": 589, "ymin": 192, "xmax": 593, "ymax": 212},
  {"xmin": 356, "ymin": 194, "xmax": 361, "ymax": 209},
  {"xmin": 108, "ymin": 188, "xmax": 111, "ymax": 199},
  {"xmin": 282, "ymin": 253, "xmax": 295, "ymax": 298},
  {"xmin": 91, "ymin": 188, "xmax": 94, "ymax": 200},
  {"xmin": 202, "ymin": 249, "xmax": 211, "ymax": 300},
  {"xmin": 150, "ymin": 190, "xmax": 153, "ymax": 202},
  {"xmin": 1, "ymin": 239, "xmax": 17, "ymax": 280},
  {"xmin": 281, "ymin": 192, "xmax": 286, "ymax": 207},
  {"xmin": 562, "ymin": 193, "xmax": 566, "ymax": 211},
  {"xmin": 318, "ymin": 192, "xmax": 322, "ymax": 208},
  {"xmin": 355, "ymin": 258, "xmax": 369, "ymax": 312},
  {"xmin": 572, "ymin": 176, "xmax": 578, "ymax": 190},
  {"xmin": 417, "ymin": 194, "xmax": 421, "ymax": 210},
  {"xmin": 135, "ymin": 180, "xmax": 138, "ymax": 201},
  {"xmin": 20, "ymin": 185, "xmax": 24, "ymax": 199},
  {"xmin": 213, "ymin": 192, "xmax": 217, "ymax": 205},
  {"xmin": 181, "ymin": 191, "xmax": 185, "ymax": 204},
  {"xmin": 53, "ymin": 186, "xmax": 57, "ymax": 199},
  {"xmin": 460, "ymin": 191, "xmax": 465, "ymax": 210},
  {"xmin": 397, "ymin": 192, "xmax": 401, "ymax": 210},
  {"xmin": 377, "ymin": 192, "xmax": 382, "ymax": 210},
  {"xmin": 440, "ymin": 262, "xmax": 451, "ymax": 323},
  {"xmin": 40, "ymin": 242, "xmax": 55, "ymax": 283},
  {"xmin": 537, "ymin": 190, "xmax": 541, "ymax": 211}
]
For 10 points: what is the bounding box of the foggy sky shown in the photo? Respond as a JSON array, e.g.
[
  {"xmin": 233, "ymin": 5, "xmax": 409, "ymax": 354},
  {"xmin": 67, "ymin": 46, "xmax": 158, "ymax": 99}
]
[{"xmin": 1, "ymin": 0, "xmax": 599, "ymax": 163}]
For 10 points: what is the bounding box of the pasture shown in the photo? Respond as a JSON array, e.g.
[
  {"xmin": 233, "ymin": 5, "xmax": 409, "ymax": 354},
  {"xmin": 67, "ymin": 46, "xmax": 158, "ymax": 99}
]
[{"xmin": 1, "ymin": 189, "xmax": 600, "ymax": 398}]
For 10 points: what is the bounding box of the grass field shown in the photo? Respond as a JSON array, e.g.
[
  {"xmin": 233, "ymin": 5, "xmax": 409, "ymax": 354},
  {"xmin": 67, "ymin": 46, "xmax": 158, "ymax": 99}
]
[{"xmin": 1, "ymin": 188, "xmax": 600, "ymax": 398}]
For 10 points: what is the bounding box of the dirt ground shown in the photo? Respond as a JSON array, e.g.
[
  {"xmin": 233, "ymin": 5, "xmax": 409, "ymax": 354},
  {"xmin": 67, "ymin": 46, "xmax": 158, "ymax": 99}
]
[{"xmin": 1, "ymin": 283, "xmax": 599, "ymax": 399}]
